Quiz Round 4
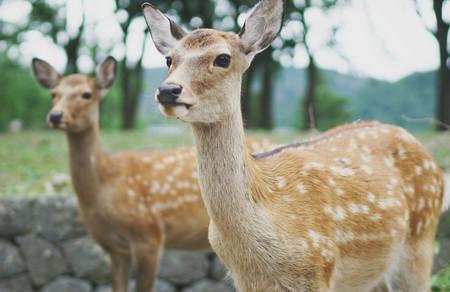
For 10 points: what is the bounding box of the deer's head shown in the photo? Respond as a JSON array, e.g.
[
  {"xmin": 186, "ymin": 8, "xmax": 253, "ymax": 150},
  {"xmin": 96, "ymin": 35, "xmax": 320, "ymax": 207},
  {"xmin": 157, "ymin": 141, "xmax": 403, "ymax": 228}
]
[
  {"xmin": 32, "ymin": 57, "xmax": 116, "ymax": 132},
  {"xmin": 143, "ymin": 0, "xmax": 284, "ymax": 124}
]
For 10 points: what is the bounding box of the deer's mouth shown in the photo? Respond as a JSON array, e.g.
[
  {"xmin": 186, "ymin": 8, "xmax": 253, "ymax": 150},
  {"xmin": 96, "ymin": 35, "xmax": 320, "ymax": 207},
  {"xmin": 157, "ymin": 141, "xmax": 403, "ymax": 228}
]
[
  {"xmin": 158, "ymin": 101, "xmax": 193, "ymax": 118},
  {"xmin": 159, "ymin": 101, "xmax": 193, "ymax": 109}
]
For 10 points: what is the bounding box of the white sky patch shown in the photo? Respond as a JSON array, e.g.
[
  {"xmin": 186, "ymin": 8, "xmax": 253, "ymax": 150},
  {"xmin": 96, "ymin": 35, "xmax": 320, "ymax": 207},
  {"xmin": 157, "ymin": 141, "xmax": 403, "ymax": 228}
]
[{"xmin": 0, "ymin": 0, "xmax": 443, "ymax": 81}]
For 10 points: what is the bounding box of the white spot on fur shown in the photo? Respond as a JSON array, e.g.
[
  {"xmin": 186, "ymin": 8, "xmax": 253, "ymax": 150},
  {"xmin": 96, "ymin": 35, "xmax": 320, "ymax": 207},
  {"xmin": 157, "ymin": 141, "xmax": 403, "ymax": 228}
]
[
  {"xmin": 336, "ymin": 188, "xmax": 345, "ymax": 196},
  {"xmin": 361, "ymin": 164, "xmax": 373, "ymax": 175},
  {"xmin": 335, "ymin": 229, "xmax": 355, "ymax": 243},
  {"xmin": 321, "ymin": 249, "xmax": 334, "ymax": 262},
  {"xmin": 308, "ymin": 230, "xmax": 322, "ymax": 248},
  {"xmin": 370, "ymin": 213, "xmax": 382, "ymax": 221},
  {"xmin": 328, "ymin": 177, "xmax": 337, "ymax": 187},
  {"xmin": 383, "ymin": 155, "xmax": 394, "ymax": 168},
  {"xmin": 304, "ymin": 162, "xmax": 325, "ymax": 171},
  {"xmin": 397, "ymin": 145, "xmax": 407, "ymax": 160},
  {"xmin": 154, "ymin": 162, "xmax": 165, "ymax": 170},
  {"xmin": 416, "ymin": 221, "xmax": 423, "ymax": 234},
  {"xmin": 127, "ymin": 189, "xmax": 136, "ymax": 197},
  {"xmin": 299, "ymin": 239, "xmax": 309, "ymax": 250},
  {"xmin": 417, "ymin": 197, "xmax": 425, "ymax": 211},
  {"xmin": 142, "ymin": 156, "xmax": 152, "ymax": 163},
  {"xmin": 415, "ymin": 166, "xmax": 422, "ymax": 175},
  {"xmin": 348, "ymin": 203, "xmax": 370, "ymax": 215},
  {"xmin": 330, "ymin": 165, "xmax": 355, "ymax": 177},
  {"xmin": 297, "ymin": 183, "xmax": 307, "ymax": 194},
  {"xmin": 324, "ymin": 205, "xmax": 346, "ymax": 221},
  {"xmin": 367, "ymin": 193, "xmax": 376, "ymax": 203},
  {"xmin": 423, "ymin": 160, "xmax": 431, "ymax": 170},
  {"xmin": 276, "ymin": 176, "xmax": 286, "ymax": 189},
  {"xmin": 150, "ymin": 181, "xmax": 160, "ymax": 193}
]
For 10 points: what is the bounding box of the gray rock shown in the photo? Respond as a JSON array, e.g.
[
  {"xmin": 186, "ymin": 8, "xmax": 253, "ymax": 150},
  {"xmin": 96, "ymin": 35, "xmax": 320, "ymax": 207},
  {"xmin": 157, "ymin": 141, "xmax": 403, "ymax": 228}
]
[
  {"xmin": 181, "ymin": 279, "xmax": 234, "ymax": 292},
  {"xmin": 0, "ymin": 198, "xmax": 32, "ymax": 238},
  {"xmin": 33, "ymin": 196, "xmax": 86, "ymax": 242},
  {"xmin": 62, "ymin": 236, "xmax": 111, "ymax": 285},
  {"xmin": 0, "ymin": 274, "xmax": 33, "ymax": 292},
  {"xmin": 0, "ymin": 239, "xmax": 25, "ymax": 278},
  {"xmin": 433, "ymin": 238, "xmax": 450, "ymax": 273},
  {"xmin": 210, "ymin": 255, "xmax": 228, "ymax": 281},
  {"xmin": 17, "ymin": 234, "xmax": 69, "ymax": 286},
  {"xmin": 158, "ymin": 251, "xmax": 209, "ymax": 285},
  {"xmin": 155, "ymin": 279, "xmax": 176, "ymax": 292},
  {"xmin": 39, "ymin": 276, "xmax": 92, "ymax": 292},
  {"xmin": 95, "ymin": 279, "xmax": 175, "ymax": 292}
]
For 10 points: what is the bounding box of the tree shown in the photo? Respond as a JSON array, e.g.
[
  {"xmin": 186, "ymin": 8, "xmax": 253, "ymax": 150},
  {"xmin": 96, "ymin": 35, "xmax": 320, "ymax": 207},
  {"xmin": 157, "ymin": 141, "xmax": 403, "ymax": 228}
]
[
  {"xmin": 29, "ymin": 0, "xmax": 85, "ymax": 73},
  {"xmin": 285, "ymin": 0, "xmax": 348, "ymax": 130},
  {"xmin": 414, "ymin": 0, "xmax": 450, "ymax": 130}
]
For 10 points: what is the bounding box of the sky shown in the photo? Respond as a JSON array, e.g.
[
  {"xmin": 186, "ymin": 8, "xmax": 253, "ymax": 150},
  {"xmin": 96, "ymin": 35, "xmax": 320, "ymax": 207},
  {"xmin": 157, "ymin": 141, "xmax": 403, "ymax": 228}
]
[{"xmin": 0, "ymin": 0, "xmax": 444, "ymax": 81}]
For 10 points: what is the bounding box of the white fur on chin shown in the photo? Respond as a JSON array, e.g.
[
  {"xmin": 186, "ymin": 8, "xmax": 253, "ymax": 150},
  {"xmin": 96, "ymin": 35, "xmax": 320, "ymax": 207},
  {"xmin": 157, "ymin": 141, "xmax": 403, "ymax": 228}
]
[{"xmin": 158, "ymin": 103, "xmax": 189, "ymax": 118}]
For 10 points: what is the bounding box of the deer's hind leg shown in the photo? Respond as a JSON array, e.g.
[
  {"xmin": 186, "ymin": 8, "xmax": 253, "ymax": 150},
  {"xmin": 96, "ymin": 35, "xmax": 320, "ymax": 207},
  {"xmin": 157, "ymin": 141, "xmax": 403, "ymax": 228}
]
[
  {"xmin": 393, "ymin": 231, "xmax": 435, "ymax": 292},
  {"xmin": 110, "ymin": 251, "xmax": 131, "ymax": 292}
]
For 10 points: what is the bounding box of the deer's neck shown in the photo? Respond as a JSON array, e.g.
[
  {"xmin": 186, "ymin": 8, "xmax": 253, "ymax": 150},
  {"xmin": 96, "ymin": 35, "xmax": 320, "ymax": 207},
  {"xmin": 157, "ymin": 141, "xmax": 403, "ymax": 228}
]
[
  {"xmin": 66, "ymin": 126, "xmax": 108, "ymax": 207},
  {"xmin": 192, "ymin": 111, "xmax": 258, "ymax": 231}
]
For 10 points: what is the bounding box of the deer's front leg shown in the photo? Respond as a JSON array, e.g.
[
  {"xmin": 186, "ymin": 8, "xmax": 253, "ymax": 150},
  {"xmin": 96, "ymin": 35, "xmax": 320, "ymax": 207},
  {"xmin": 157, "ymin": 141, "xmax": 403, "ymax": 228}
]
[
  {"xmin": 110, "ymin": 251, "xmax": 131, "ymax": 292},
  {"xmin": 131, "ymin": 228, "xmax": 163, "ymax": 292}
]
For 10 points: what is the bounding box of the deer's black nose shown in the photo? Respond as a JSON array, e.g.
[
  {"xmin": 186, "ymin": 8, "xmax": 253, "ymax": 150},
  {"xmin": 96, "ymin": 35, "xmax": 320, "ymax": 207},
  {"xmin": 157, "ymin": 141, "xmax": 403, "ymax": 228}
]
[
  {"xmin": 157, "ymin": 83, "xmax": 182, "ymax": 104},
  {"xmin": 49, "ymin": 112, "xmax": 63, "ymax": 125}
]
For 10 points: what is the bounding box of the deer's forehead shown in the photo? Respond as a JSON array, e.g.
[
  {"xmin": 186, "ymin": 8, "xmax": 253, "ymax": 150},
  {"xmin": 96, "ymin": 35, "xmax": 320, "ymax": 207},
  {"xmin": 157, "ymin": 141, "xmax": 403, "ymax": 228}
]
[
  {"xmin": 55, "ymin": 75, "xmax": 93, "ymax": 95},
  {"xmin": 180, "ymin": 29, "xmax": 238, "ymax": 51}
]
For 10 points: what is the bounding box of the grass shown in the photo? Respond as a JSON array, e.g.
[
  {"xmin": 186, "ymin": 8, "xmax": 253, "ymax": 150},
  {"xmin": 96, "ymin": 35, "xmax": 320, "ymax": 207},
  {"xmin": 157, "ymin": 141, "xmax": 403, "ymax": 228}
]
[
  {"xmin": 0, "ymin": 129, "xmax": 449, "ymax": 197},
  {"xmin": 0, "ymin": 128, "xmax": 449, "ymax": 287}
]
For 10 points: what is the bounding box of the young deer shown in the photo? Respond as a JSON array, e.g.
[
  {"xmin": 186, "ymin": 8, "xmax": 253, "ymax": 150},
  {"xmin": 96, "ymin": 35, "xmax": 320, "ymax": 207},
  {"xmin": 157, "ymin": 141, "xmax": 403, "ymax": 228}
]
[
  {"xmin": 31, "ymin": 57, "xmax": 271, "ymax": 292},
  {"xmin": 143, "ymin": 0, "xmax": 449, "ymax": 291}
]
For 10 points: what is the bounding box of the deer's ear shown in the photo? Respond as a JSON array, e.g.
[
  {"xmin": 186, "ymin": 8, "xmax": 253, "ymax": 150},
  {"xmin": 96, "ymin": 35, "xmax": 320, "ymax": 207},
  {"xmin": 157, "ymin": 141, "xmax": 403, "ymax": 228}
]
[
  {"xmin": 238, "ymin": 0, "xmax": 285, "ymax": 62},
  {"xmin": 95, "ymin": 56, "xmax": 117, "ymax": 90},
  {"xmin": 142, "ymin": 3, "xmax": 187, "ymax": 55},
  {"xmin": 31, "ymin": 58, "xmax": 61, "ymax": 89}
]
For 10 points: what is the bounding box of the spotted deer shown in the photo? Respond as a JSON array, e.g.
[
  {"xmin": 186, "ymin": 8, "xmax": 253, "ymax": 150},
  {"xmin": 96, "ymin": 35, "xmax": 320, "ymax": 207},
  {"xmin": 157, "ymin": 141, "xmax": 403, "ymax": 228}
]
[
  {"xmin": 31, "ymin": 57, "xmax": 272, "ymax": 292},
  {"xmin": 143, "ymin": 0, "xmax": 449, "ymax": 291}
]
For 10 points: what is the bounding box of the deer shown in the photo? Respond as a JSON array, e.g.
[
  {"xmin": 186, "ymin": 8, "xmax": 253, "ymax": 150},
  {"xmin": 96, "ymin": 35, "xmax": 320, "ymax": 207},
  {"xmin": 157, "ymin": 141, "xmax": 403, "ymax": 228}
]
[
  {"xmin": 143, "ymin": 0, "xmax": 450, "ymax": 291},
  {"xmin": 31, "ymin": 57, "xmax": 272, "ymax": 292}
]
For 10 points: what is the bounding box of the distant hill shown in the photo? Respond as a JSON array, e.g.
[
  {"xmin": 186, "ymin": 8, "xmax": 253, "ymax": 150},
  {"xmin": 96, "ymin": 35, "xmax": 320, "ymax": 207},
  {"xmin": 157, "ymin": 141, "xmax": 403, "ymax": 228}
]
[{"xmin": 139, "ymin": 67, "xmax": 436, "ymax": 130}]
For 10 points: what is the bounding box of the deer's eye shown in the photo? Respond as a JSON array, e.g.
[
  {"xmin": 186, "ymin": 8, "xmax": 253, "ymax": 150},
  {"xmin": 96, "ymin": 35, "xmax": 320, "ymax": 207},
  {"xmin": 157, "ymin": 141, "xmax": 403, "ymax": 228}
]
[
  {"xmin": 213, "ymin": 54, "xmax": 231, "ymax": 68},
  {"xmin": 165, "ymin": 57, "xmax": 172, "ymax": 68},
  {"xmin": 82, "ymin": 92, "xmax": 92, "ymax": 100}
]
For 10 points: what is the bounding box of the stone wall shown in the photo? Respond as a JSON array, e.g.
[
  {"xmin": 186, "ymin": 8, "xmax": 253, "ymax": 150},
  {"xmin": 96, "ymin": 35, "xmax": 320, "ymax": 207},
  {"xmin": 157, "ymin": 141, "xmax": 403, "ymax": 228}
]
[
  {"xmin": 0, "ymin": 197, "xmax": 232, "ymax": 292},
  {"xmin": 1, "ymin": 196, "xmax": 449, "ymax": 292}
]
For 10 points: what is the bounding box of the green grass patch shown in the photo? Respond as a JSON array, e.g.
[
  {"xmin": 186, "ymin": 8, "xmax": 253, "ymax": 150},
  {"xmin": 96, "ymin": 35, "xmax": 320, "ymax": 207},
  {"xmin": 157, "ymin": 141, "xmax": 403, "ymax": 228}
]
[{"xmin": 0, "ymin": 129, "xmax": 449, "ymax": 197}]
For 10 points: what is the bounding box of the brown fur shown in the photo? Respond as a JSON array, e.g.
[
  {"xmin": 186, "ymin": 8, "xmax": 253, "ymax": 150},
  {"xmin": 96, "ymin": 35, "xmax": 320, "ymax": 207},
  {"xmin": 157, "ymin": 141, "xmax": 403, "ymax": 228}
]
[
  {"xmin": 35, "ymin": 68, "xmax": 273, "ymax": 292},
  {"xmin": 144, "ymin": 0, "xmax": 445, "ymax": 289}
]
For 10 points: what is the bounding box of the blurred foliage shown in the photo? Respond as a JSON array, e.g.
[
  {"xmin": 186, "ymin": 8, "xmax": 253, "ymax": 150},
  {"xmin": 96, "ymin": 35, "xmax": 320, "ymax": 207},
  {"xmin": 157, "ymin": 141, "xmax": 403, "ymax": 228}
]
[
  {"xmin": 315, "ymin": 81, "xmax": 353, "ymax": 131},
  {"xmin": 432, "ymin": 265, "xmax": 450, "ymax": 291},
  {"xmin": 0, "ymin": 53, "xmax": 48, "ymax": 131}
]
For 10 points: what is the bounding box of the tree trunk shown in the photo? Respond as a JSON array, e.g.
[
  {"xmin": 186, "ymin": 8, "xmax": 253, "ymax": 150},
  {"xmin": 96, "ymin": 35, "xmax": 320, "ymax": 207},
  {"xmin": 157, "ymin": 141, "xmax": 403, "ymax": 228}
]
[
  {"xmin": 64, "ymin": 38, "xmax": 80, "ymax": 74},
  {"xmin": 434, "ymin": 0, "xmax": 450, "ymax": 130},
  {"xmin": 120, "ymin": 60, "xmax": 135, "ymax": 130},
  {"xmin": 242, "ymin": 65, "xmax": 255, "ymax": 128},
  {"xmin": 120, "ymin": 30, "xmax": 147, "ymax": 130},
  {"xmin": 303, "ymin": 55, "xmax": 318, "ymax": 130},
  {"xmin": 259, "ymin": 48, "xmax": 274, "ymax": 130}
]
